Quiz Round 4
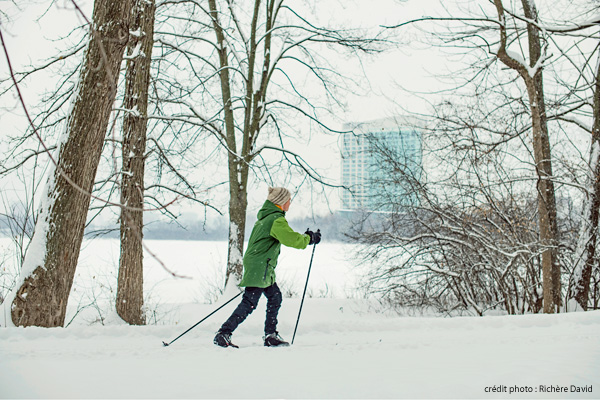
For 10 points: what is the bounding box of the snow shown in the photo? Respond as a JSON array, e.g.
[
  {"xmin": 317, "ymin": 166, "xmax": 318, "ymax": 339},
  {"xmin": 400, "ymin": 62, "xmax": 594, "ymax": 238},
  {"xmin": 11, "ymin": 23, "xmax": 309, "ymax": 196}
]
[
  {"xmin": 129, "ymin": 28, "xmax": 143, "ymax": 38},
  {"xmin": 1, "ymin": 301, "xmax": 598, "ymax": 398},
  {"xmin": 1, "ymin": 239, "xmax": 599, "ymax": 398},
  {"xmin": 127, "ymin": 105, "xmax": 141, "ymax": 117},
  {"xmin": 505, "ymin": 49, "xmax": 545, "ymax": 78},
  {"xmin": 123, "ymin": 42, "xmax": 143, "ymax": 60},
  {"xmin": 538, "ymin": 13, "xmax": 600, "ymax": 33},
  {"xmin": 228, "ymin": 222, "xmax": 243, "ymax": 269}
]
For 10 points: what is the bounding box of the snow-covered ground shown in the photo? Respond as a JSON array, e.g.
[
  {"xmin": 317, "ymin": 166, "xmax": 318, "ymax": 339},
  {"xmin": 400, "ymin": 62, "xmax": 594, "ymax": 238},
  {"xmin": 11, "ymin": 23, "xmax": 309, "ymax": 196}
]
[{"xmin": 1, "ymin": 239, "xmax": 599, "ymax": 399}]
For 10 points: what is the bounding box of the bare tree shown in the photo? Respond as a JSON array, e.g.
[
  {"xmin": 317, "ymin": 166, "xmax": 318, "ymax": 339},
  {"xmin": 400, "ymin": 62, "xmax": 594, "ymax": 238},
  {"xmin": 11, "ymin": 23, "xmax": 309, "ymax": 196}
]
[
  {"xmin": 382, "ymin": 0, "xmax": 600, "ymax": 313},
  {"xmin": 7, "ymin": 0, "xmax": 133, "ymax": 327},
  {"xmin": 500, "ymin": 4, "xmax": 600, "ymax": 310},
  {"xmin": 346, "ymin": 110, "xmax": 549, "ymax": 315},
  {"xmin": 491, "ymin": 0, "xmax": 560, "ymax": 313},
  {"xmin": 0, "ymin": 1, "xmax": 224, "ymax": 326},
  {"xmin": 116, "ymin": 0, "xmax": 156, "ymax": 325},
  {"xmin": 153, "ymin": 0, "xmax": 383, "ymax": 288}
]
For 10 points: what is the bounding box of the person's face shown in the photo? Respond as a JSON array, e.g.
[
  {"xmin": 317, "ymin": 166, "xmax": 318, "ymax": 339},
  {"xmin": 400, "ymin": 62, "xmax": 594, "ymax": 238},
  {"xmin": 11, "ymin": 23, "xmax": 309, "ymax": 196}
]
[{"xmin": 282, "ymin": 198, "xmax": 291, "ymax": 212}]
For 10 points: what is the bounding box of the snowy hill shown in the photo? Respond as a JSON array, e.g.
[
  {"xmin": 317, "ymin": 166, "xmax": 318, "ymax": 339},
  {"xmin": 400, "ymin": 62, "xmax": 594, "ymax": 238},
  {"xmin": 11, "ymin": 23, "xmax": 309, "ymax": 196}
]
[{"xmin": 1, "ymin": 298, "xmax": 599, "ymax": 399}]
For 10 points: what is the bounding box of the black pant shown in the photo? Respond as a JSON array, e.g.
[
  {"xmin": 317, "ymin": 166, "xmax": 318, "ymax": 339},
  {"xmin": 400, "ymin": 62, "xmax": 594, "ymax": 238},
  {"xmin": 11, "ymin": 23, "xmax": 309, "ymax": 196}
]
[{"xmin": 220, "ymin": 283, "xmax": 282, "ymax": 335}]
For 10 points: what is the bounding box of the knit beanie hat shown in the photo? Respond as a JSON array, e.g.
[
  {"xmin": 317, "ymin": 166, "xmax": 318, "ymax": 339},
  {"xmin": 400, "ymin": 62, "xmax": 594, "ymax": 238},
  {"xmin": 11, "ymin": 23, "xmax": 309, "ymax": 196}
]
[{"xmin": 267, "ymin": 187, "xmax": 291, "ymax": 206}]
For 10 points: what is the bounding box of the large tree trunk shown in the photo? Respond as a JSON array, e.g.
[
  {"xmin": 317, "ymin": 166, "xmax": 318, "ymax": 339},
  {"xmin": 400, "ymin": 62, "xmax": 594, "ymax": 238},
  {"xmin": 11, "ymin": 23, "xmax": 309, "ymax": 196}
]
[
  {"xmin": 117, "ymin": 0, "xmax": 155, "ymax": 325},
  {"xmin": 11, "ymin": 0, "xmax": 132, "ymax": 327},
  {"xmin": 572, "ymin": 43, "xmax": 600, "ymax": 310},
  {"xmin": 494, "ymin": 0, "xmax": 560, "ymax": 313}
]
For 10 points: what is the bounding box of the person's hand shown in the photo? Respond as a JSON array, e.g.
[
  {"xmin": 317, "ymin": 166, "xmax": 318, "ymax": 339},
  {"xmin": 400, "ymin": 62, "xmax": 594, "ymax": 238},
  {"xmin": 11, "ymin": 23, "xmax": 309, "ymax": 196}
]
[
  {"xmin": 313, "ymin": 229, "xmax": 321, "ymax": 244},
  {"xmin": 305, "ymin": 229, "xmax": 321, "ymax": 245}
]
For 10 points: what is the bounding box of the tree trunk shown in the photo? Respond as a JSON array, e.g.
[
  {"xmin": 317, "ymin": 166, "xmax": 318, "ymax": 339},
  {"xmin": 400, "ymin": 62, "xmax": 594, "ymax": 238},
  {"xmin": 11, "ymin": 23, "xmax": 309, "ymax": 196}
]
[
  {"xmin": 227, "ymin": 168, "xmax": 248, "ymax": 287},
  {"xmin": 572, "ymin": 41, "xmax": 600, "ymax": 310},
  {"xmin": 521, "ymin": 0, "xmax": 560, "ymax": 313},
  {"xmin": 208, "ymin": 0, "xmax": 250, "ymax": 287},
  {"xmin": 493, "ymin": 0, "xmax": 560, "ymax": 313},
  {"xmin": 527, "ymin": 77, "xmax": 560, "ymax": 314},
  {"xmin": 117, "ymin": 0, "xmax": 155, "ymax": 325},
  {"xmin": 11, "ymin": 0, "xmax": 132, "ymax": 327}
]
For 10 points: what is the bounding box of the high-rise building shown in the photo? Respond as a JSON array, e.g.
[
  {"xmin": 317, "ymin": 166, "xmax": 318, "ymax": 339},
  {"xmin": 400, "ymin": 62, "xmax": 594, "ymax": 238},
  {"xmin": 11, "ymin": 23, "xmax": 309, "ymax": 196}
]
[{"xmin": 340, "ymin": 117, "xmax": 422, "ymax": 212}]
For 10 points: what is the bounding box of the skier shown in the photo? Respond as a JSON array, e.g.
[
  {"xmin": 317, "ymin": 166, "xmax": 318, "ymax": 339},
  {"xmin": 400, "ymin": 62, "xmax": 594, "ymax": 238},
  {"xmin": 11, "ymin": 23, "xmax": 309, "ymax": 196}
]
[{"xmin": 214, "ymin": 187, "xmax": 321, "ymax": 348}]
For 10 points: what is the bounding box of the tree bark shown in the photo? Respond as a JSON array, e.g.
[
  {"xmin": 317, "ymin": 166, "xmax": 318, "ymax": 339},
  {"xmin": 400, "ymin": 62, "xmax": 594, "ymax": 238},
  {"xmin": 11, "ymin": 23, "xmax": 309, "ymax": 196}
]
[
  {"xmin": 11, "ymin": 0, "xmax": 132, "ymax": 327},
  {"xmin": 117, "ymin": 0, "xmax": 155, "ymax": 325},
  {"xmin": 572, "ymin": 40, "xmax": 600, "ymax": 310}
]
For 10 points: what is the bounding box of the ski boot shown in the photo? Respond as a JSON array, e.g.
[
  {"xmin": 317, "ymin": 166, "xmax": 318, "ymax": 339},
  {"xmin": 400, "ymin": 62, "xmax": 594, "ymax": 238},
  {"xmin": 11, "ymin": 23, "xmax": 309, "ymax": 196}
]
[
  {"xmin": 214, "ymin": 331, "xmax": 239, "ymax": 348},
  {"xmin": 264, "ymin": 331, "xmax": 290, "ymax": 347}
]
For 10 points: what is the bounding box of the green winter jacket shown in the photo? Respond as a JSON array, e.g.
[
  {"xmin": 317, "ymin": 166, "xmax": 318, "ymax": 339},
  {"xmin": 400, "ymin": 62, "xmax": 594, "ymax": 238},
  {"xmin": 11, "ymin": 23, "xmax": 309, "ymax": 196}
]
[{"xmin": 239, "ymin": 200, "xmax": 310, "ymax": 288}]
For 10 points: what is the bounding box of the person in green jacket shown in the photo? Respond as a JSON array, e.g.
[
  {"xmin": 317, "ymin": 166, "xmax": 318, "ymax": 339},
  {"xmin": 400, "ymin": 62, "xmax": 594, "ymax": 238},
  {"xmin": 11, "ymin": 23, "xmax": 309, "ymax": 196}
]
[{"xmin": 214, "ymin": 187, "xmax": 321, "ymax": 348}]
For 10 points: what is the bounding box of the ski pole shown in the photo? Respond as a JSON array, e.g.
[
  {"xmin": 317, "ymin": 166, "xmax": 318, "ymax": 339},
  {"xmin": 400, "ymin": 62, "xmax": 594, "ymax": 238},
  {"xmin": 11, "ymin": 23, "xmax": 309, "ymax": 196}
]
[
  {"xmin": 162, "ymin": 291, "xmax": 242, "ymax": 347},
  {"xmin": 291, "ymin": 230, "xmax": 319, "ymax": 345}
]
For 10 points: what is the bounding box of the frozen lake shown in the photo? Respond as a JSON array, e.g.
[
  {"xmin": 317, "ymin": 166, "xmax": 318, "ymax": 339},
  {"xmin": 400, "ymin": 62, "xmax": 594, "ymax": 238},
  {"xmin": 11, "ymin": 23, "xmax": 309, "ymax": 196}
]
[{"xmin": 1, "ymin": 238, "xmax": 364, "ymax": 326}]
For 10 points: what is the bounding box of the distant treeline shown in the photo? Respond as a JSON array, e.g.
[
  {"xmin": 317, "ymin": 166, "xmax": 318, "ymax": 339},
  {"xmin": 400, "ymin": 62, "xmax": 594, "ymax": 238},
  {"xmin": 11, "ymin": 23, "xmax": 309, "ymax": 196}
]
[
  {"xmin": 0, "ymin": 211, "xmax": 395, "ymax": 243},
  {"xmin": 0, "ymin": 212, "xmax": 353, "ymax": 242},
  {"xmin": 136, "ymin": 213, "xmax": 352, "ymax": 242}
]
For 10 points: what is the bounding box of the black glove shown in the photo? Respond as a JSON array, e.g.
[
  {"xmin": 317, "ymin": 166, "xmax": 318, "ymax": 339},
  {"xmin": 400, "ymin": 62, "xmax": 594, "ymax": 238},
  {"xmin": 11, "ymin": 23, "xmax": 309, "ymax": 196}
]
[{"xmin": 305, "ymin": 229, "xmax": 321, "ymax": 245}]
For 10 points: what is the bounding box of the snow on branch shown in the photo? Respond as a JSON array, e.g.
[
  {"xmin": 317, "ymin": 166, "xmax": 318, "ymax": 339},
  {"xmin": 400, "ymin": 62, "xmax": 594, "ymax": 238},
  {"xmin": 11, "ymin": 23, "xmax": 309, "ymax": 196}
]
[
  {"xmin": 504, "ymin": 6, "xmax": 600, "ymax": 34},
  {"xmin": 254, "ymin": 145, "xmax": 344, "ymax": 189},
  {"xmin": 425, "ymin": 264, "xmax": 461, "ymax": 278}
]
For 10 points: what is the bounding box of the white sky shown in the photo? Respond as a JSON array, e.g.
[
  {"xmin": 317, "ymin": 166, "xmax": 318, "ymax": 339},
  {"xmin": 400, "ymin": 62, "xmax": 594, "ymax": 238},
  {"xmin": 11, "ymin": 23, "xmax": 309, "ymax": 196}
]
[{"xmin": 0, "ymin": 0, "xmax": 450, "ymax": 221}]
